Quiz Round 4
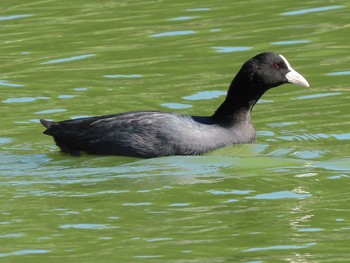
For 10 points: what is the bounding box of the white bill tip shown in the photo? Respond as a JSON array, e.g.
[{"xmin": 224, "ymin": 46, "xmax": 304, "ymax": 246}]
[{"xmin": 279, "ymin": 54, "xmax": 310, "ymax": 87}]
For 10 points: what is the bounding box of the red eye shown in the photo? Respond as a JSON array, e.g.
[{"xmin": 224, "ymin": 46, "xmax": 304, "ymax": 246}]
[{"xmin": 274, "ymin": 63, "xmax": 280, "ymax": 69}]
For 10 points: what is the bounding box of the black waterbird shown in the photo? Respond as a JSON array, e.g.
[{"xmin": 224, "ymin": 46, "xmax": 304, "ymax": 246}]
[{"xmin": 40, "ymin": 52, "xmax": 309, "ymax": 158}]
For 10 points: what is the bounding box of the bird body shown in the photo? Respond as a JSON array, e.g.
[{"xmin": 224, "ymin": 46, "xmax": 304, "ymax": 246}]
[
  {"xmin": 41, "ymin": 111, "xmax": 255, "ymax": 157},
  {"xmin": 40, "ymin": 52, "xmax": 309, "ymax": 158}
]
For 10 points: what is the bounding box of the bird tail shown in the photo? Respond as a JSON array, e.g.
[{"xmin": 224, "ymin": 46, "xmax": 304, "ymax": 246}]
[
  {"xmin": 40, "ymin": 119, "xmax": 55, "ymax": 128},
  {"xmin": 40, "ymin": 119, "xmax": 57, "ymax": 135}
]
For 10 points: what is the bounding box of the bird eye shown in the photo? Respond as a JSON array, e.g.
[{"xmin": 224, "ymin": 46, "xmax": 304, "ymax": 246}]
[{"xmin": 274, "ymin": 63, "xmax": 281, "ymax": 69}]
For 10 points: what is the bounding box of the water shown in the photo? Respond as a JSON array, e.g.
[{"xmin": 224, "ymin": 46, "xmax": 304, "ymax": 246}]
[{"xmin": 1, "ymin": 0, "xmax": 350, "ymax": 262}]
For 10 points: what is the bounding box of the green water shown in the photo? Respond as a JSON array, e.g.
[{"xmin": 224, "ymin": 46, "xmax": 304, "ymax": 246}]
[{"xmin": 1, "ymin": 0, "xmax": 350, "ymax": 262}]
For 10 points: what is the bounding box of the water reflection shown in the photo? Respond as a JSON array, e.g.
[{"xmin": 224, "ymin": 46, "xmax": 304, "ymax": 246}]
[
  {"xmin": 182, "ymin": 90, "xmax": 226, "ymax": 100},
  {"xmin": 0, "ymin": 250, "xmax": 49, "ymax": 257},
  {"xmin": 298, "ymin": 228, "xmax": 324, "ymax": 232},
  {"xmin": 73, "ymin": 87, "xmax": 88, "ymax": 91},
  {"xmin": 271, "ymin": 40, "xmax": 311, "ymax": 45},
  {"xmin": 246, "ymin": 191, "xmax": 311, "ymax": 200},
  {"xmin": 244, "ymin": 242, "xmax": 316, "ymax": 252},
  {"xmin": 161, "ymin": 103, "xmax": 192, "ymax": 109},
  {"xmin": 186, "ymin": 8, "xmax": 211, "ymax": 12},
  {"xmin": 149, "ymin": 30, "xmax": 196, "ymax": 37},
  {"xmin": 327, "ymin": 71, "xmax": 350, "ymax": 76},
  {"xmin": 277, "ymin": 132, "xmax": 350, "ymax": 142},
  {"xmin": 0, "ymin": 138, "xmax": 13, "ymax": 145},
  {"xmin": 281, "ymin": 6, "xmax": 344, "ymax": 16},
  {"xmin": 104, "ymin": 74, "xmax": 143, "ymax": 79},
  {"xmin": 212, "ymin": 46, "xmax": 252, "ymax": 53},
  {"xmin": 292, "ymin": 92, "xmax": 342, "ymax": 100},
  {"xmin": 2, "ymin": 97, "xmax": 50, "ymax": 103},
  {"xmin": 168, "ymin": 16, "xmax": 198, "ymax": 21},
  {"xmin": 41, "ymin": 54, "xmax": 96, "ymax": 65},
  {"xmin": 35, "ymin": 109, "xmax": 66, "ymax": 114},
  {"xmin": 59, "ymin": 223, "xmax": 116, "ymax": 229},
  {"xmin": 0, "ymin": 14, "xmax": 33, "ymax": 21},
  {"xmin": 0, "ymin": 80, "xmax": 24, "ymax": 87},
  {"xmin": 57, "ymin": 95, "xmax": 76, "ymax": 99},
  {"xmin": 1, "ymin": 0, "xmax": 350, "ymax": 261}
]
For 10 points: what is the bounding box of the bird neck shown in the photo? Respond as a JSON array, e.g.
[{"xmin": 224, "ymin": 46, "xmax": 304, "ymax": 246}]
[{"xmin": 212, "ymin": 74, "xmax": 264, "ymax": 125}]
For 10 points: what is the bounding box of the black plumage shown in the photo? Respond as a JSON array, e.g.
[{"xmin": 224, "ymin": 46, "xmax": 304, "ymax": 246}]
[{"xmin": 40, "ymin": 52, "xmax": 309, "ymax": 158}]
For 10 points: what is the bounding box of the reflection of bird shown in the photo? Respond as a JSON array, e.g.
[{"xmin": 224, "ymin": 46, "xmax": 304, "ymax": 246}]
[{"xmin": 40, "ymin": 52, "xmax": 309, "ymax": 158}]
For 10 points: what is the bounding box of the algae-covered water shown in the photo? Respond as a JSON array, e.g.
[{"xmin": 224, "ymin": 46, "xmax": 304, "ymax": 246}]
[{"xmin": 1, "ymin": 1, "xmax": 350, "ymax": 262}]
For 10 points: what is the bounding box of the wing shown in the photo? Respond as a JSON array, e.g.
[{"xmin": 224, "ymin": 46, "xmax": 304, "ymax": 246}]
[{"xmin": 42, "ymin": 111, "xmax": 190, "ymax": 157}]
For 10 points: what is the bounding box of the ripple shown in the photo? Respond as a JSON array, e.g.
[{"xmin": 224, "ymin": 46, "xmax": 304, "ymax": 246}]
[
  {"xmin": 257, "ymin": 130, "xmax": 274, "ymax": 137},
  {"xmin": 186, "ymin": 8, "xmax": 210, "ymax": 12},
  {"xmin": 225, "ymin": 199, "xmax": 239, "ymax": 203},
  {"xmin": 71, "ymin": 115, "xmax": 91, "ymax": 119},
  {"xmin": 146, "ymin": 237, "xmax": 173, "ymax": 242},
  {"xmin": 122, "ymin": 202, "xmax": 152, "ymax": 206},
  {"xmin": 266, "ymin": 148, "xmax": 294, "ymax": 156},
  {"xmin": 292, "ymin": 92, "xmax": 342, "ymax": 100},
  {"xmin": 267, "ymin": 122, "xmax": 297, "ymax": 128},
  {"xmin": 277, "ymin": 133, "xmax": 323, "ymax": 142},
  {"xmin": 327, "ymin": 71, "xmax": 350, "ymax": 76},
  {"xmin": 0, "ymin": 233, "xmax": 25, "ymax": 238},
  {"xmin": 281, "ymin": 6, "xmax": 344, "ymax": 16},
  {"xmin": 246, "ymin": 191, "xmax": 311, "ymax": 200},
  {"xmin": 168, "ymin": 16, "xmax": 198, "ymax": 21},
  {"xmin": 295, "ymin": 173, "xmax": 318, "ymax": 178},
  {"xmin": 278, "ymin": 132, "xmax": 350, "ymax": 142},
  {"xmin": 134, "ymin": 255, "xmax": 163, "ymax": 259},
  {"xmin": 207, "ymin": 189, "xmax": 255, "ymax": 195},
  {"xmin": 0, "ymin": 80, "xmax": 24, "ymax": 87},
  {"xmin": 0, "ymin": 138, "xmax": 13, "ymax": 145},
  {"xmin": 73, "ymin": 87, "xmax": 88, "ymax": 91},
  {"xmin": 58, "ymin": 95, "xmax": 76, "ymax": 99},
  {"xmin": 328, "ymin": 174, "xmax": 350, "ymax": 179},
  {"xmin": 258, "ymin": 99, "xmax": 274, "ymax": 104},
  {"xmin": 0, "ymin": 14, "xmax": 33, "ymax": 21},
  {"xmin": 212, "ymin": 46, "xmax": 252, "ymax": 53},
  {"xmin": 35, "ymin": 109, "xmax": 66, "ymax": 114},
  {"xmin": 41, "ymin": 54, "xmax": 96, "ymax": 64},
  {"xmin": 0, "ymin": 249, "xmax": 49, "ymax": 258},
  {"xmin": 104, "ymin": 74, "xmax": 143, "ymax": 79},
  {"xmin": 161, "ymin": 103, "xmax": 192, "ymax": 109},
  {"xmin": 94, "ymin": 190, "xmax": 129, "ymax": 195},
  {"xmin": 331, "ymin": 133, "xmax": 350, "ymax": 140},
  {"xmin": 313, "ymin": 158, "xmax": 350, "ymax": 172},
  {"xmin": 2, "ymin": 97, "xmax": 50, "ymax": 103},
  {"xmin": 244, "ymin": 242, "xmax": 316, "ymax": 252},
  {"xmin": 59, "ymin": 224, "xmax": 115, "ymax": 230},
  {"xmin": 292, "ymin": 150, "xmax": 326, "ymax": 159},
  {"xmin": 149, "ymin": 30, "xmax": 196, "ymax": 37},
  {"xmin": 271, "ymin": 40, "xmax": 311, "ymax": 45},
  {"xmin": 183, "ymin": 90, "xmax": 226, "ymax": 100},
  {"xmin": 327, "ymin": 174, "xmax": 350, "ymax": 180},
  {"xmin": 168, "ymin": 203, "xmax": 190, "ymax": 207},
  {"xmin": 298, "ymin": 228, "xmax": 324, "ymax": 232}
]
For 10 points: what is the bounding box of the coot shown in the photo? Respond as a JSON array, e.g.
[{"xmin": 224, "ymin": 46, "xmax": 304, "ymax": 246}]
[{"xmin": 40, "ymin": 52, "xmax": 309, "ymax": 158}]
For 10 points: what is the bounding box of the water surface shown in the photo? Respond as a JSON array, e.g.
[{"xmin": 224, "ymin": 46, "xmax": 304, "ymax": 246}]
[{"xmin": 1, "ymin": 0, "xmax": 350, "ymax": 262}]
